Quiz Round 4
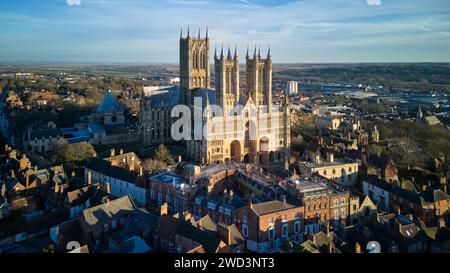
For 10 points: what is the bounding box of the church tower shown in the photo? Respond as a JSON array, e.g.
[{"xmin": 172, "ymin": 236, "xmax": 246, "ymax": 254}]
[
  {"xmin": 179, "ymin": 26, "xmax": 211, "ymax": 105},
  {"xmin": 215, "ymin": 44, "xmax": 240, "ymax": 115},
  {"xmin": 246, "ymin": 45, "xmax": 272, "ymax": 112}
]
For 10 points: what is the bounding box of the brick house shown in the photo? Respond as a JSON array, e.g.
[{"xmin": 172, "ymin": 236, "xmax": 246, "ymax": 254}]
[{"xmin": 235, "ymin": 200, "xmax": 304, "ymax": 253}]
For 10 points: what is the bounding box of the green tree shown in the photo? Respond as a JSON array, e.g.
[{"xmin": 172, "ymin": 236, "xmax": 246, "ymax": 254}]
[
  {"xmin": 154, "ymin": 144, "xmax": 175, "ymax": 166},
  {"xmin": 54, "ymin": 139, "xmax": 95, "ymax": 164}
]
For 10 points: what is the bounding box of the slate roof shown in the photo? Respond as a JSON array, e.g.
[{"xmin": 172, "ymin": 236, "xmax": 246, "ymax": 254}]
[
  {"xmin": 81, "ymin": 195, "xmax": 135, "ymax": 227},
  {"xmin": 66, "ymin": 184, "xmax": 106, "ymax": 207},
  {"xmin": 421, "ymin": 188, "xmax": 450, "ymax": 203},
  {"xmin": 153, "ymin": 214, "xmax": 223, "ymax": 253},
  {"xmin": 28, "ymin": 128, "xmax": 63, "ymax": 140},
  {"xmin": 143, "ymin": 86, "xmax": 181, "ymax": 108},
  {"xmin": 104, "ymin": 236, "xmax": 152, "ymax": 253},
  {"xmin": 85, "ymin": 157, "xmax": 140, "ymax": 184},
  {"xmin": 364, "ymin": 175, "xmax": 393, "ymax": 192},
  {"xmin": 97, "ymin": 90, "xmax": 123, "ymax": 113},
  {"xmin": 367, "ymin": 154, "xmax": 391, "ymax": 169},
  {"xmin": 250, "ymin": 200, "xmax": 295, "ymax": 216}
]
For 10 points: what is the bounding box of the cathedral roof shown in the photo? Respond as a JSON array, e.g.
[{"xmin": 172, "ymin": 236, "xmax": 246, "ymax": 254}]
[
  {"xmin": 97, "ymin": 90, "xmax": 123, "ymax": 113},
  {"xmin": 143, "ymin": 86, "xmax": 181, "ymax": 108}
]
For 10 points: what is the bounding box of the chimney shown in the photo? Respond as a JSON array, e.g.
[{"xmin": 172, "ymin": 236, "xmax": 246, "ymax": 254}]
[
  {"xmin": 354, "ymin": 242, "xmax": 361, "ymax": 253},
  {"xmin": 110, "ymin": 148, "xmax": 115, "ymax": 157},
  {"xmin": 444, "ymin": 184, "xmax": 448, "ymax": 194},
  {"xmin": 129, "ymin": 160, "xmax": 135, "ymax": 172},
  {"xmin": 119, "ymin": 148, "xmax": 124, "ymax": 155},
  {"xmin": 160, "ymin": 202, "xmax": 168, "ymax": 215},
  {"xmin": 327, "ymin": 152, "xmax": 334, "ymax": 163},
  {"xmin": 87, "ymin": 171, "xmax": 92, "ymax": 185},
  {"xmin": 106, "ymin": 182, "xmax": 111, "ymax": 194},
  {"xmin": 217, "ymin": 224, "xmax": 231, "ymax": 245},
  {"xmin": 183, "ymin": 211, "xmax": 192, "ymax": 222},
  {"xmin": 139, "ymin": 166, "xmax": 143, "ymax": 176},
  {"xmin": 197, "ymin": 221, "xmax": 202, "ymax": 229},
  {"xmin": 229, "ymin": 190, "xmax": 234, "ymax": 205},
  {"xmin": 26, "ymin": 172, "xmax": 30, "ymax": 189},
  {"xmin": 248, "ymin": 197, "xmax": 253, "ymax": 209},
  {"xmin": 9, "ymin": 150, "xmax": 17, "ymax": 159},
  {"xmin": 54, "ymin": 183, "xmax": 59, "ymax": 193}
]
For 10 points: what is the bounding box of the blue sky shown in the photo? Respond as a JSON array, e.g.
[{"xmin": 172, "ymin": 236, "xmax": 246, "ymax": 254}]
[{"xmin": 0, "ymin": 0, "xmax": 449, "ymax": 63}]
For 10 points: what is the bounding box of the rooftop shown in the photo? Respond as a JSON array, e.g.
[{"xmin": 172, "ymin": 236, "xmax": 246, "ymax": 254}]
[
  {"xmin": 81, "ymin": 195, "xmax": 135, "ymax": 227},
  {"xmin": 97, "ymin": 90, "xmax": 123, "ymax": 113},
  {"xmin": 251, "ymin": 200, "xmax": 296, "ymax": 216}
]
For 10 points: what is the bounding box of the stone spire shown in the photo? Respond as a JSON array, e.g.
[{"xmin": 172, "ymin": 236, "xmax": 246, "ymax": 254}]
[
  {"xmin": 253, "ymin": 44, "xmax": 257, "ymax": 59},
  {"xmin": 187, "ymin": 25, "xmax": 190, "ymax": 38},
  {"xmin": 198, "ymin": 27, "xmax": 201, "ymax": 39},
  {"xmin": 246, "ymin": 44, "xmax": 249, "ymax": 59},
  {"xmin": 234, "ymin": 44, "xmax": 238, "ymax": 59},
  {"xmin": 220, "ymin": 44, "xmax": 224, "ymax": 59},
  {"xmin": 227, "ymin": 45, "xmax": 232, "ymax": 59},
  {"xmin": 180, "ymin": 26, "xmax": 183, "ymax": 39},
  {"xmin": 214, "ymin": 45, "xmax": 217, "ymax": 59},
  {"xmin": 267, "ymin": 44, "xmax": 272, "ymax": 59},
  {"xmin": 206, "ymin": 25, "xmax": 208, "ymax": 40}
]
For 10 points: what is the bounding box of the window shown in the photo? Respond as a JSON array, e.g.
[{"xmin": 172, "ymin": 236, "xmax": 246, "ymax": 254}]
[
  {"xmin": 340, "ymin": 198, "xmax": 345, "ymax": 205},
  {"xmin": 282, "ymin": 224, "xmax": 288, "ymax": 237},
  {"xmin": 283, "ymin": 215, "xmax": 288, "ymax": 222},
  {"xmin": 103, "ymin": 224, "xmax": 109, "ymax": 232},
  {"xmin": 150, "ymin": 189, "xmax": 154, "ymax": 199},
  {"xmin": 334, "ymin": 209, "xmax": 339, "ymax": 220},
  {"xmin": 207, "ymin": 201, "xmax": 217, "ymax": 210},
  {"xmin": 341, "ymin": 208, "xmax": 346, "ymax": 218},
  {"xmin": 112, "ymin": 220, "xmax": 117, "ymax": 230},
  {"xmin": 333, "ymin": 200, "xmax": 338, "ymax": 207},
  {"xmin": 294, "ymin": 221, "xmax": 301, "ymax": 234},
  {"xmin": 242, "ymin": 224, "xmax": 248, "ymax": 237},
  {"xmin": 268, "ymin": 227, "xmax": 275, "ymax": 241},
  {"xmin": 166, "ymin": 194, "xmax": 171, "ymax": 205},
  {"xmin": 158, "ymin": 192, "xmax": 162, "ymax": 203}
]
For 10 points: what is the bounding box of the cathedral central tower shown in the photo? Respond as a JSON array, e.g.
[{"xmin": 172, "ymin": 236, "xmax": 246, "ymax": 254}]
[{"xmin": 179, "ymin": 26, "xmax": 211, "ymax": 106}]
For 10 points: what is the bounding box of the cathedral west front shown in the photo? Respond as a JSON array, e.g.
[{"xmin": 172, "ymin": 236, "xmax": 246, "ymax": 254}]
[{"xmin": 140, "ymin": 27, "xmax": 290, "ymax": 168}]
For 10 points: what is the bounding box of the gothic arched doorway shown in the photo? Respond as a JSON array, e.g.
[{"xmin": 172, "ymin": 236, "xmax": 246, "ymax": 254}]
[{"xmin": 230, "ymin": 140, "xmax": 241, "ymax": 163}]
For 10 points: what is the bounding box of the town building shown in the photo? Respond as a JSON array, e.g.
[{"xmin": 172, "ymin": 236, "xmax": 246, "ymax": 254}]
[
  {"xmin": 84, "ymin": 157, "xmax": 147, "ymax": 207},
  {"xmin": 298, "ymin": 156, "xmax": 359, "ymax": 187},
  {"xmin": 286, "ymin": 81, "xmax": 298, "ymax": 96}
]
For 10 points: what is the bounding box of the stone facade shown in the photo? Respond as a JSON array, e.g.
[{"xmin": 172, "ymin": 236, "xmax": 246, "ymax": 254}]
[{"xmin": 140, "ymin": 28, "xmax": 290, "ymax": 167}]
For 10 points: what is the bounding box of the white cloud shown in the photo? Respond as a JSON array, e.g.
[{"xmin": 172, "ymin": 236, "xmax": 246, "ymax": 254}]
[
  {"xmin": 367, "ymin": 0, "xmax": 381, "ymax": 6},
  {"xmin": 66, "ymin": 0, "xmax": 81, "ymax": 6}
]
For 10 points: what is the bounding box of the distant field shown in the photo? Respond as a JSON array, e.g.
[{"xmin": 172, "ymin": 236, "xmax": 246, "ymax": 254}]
[{"xmin": 1, "ymin": 62, "xmax": 449, "ymax": 92}]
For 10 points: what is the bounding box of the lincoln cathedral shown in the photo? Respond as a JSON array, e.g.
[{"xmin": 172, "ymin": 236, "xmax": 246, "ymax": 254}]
[{"xmin": 140, "ymin": 27, "xmax": 291, "ymax": 168}]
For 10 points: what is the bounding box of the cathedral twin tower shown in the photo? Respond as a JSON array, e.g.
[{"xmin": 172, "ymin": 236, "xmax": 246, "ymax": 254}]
[{"xmin": 179, "ymin": 26, "xmax": 273, "ymax": 113}]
